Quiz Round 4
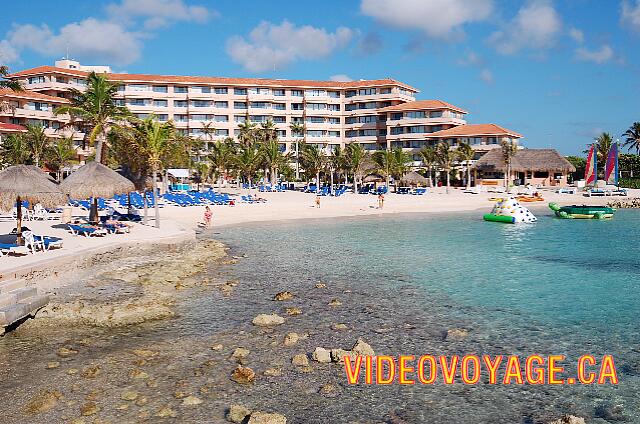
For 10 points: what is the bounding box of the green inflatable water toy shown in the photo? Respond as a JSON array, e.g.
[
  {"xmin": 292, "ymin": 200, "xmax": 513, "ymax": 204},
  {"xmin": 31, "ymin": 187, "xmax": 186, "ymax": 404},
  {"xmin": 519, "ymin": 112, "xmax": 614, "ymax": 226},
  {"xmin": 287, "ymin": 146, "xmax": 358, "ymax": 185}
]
[
  {"xmin": 548, "ymin": 202, "xmax": 615, "ymax": 219},
  {"xmin": 483, "ymin": 197, "xmax": 537, "ymax": 224}
]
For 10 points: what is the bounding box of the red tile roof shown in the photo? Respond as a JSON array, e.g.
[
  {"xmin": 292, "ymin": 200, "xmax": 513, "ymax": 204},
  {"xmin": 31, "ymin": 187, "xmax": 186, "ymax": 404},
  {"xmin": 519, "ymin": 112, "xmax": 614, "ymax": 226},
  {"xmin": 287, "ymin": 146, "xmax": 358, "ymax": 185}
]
[
  {"xmin": 9, "ymin": 66, "xmax": 419, "ymax": 92},
  {"xmin": 428, "ymin": 123, "xmax": 522, "ymax": 138},
  {"xmin": 378, "ymin": 100, "xmax": 467, "ymax": 114},
  {"xmin": 0, "ymin": 88, "xmax": 69, "ymax": 103},
  {"xmin": 0, "ymin": 122, "xmax": 27, "ymax": 132}
]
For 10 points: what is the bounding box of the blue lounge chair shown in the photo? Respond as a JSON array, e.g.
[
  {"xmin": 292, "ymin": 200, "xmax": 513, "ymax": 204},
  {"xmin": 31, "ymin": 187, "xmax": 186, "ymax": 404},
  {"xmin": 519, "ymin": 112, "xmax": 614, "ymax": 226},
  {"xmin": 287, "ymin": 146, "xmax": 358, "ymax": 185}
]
[
  {"xmin": 68, "ymin": 224, "xmax": 107, "ymax": 237},
  {"xmin": 0, "ymin": 242, "xmax": 29, "ymax": 256}
]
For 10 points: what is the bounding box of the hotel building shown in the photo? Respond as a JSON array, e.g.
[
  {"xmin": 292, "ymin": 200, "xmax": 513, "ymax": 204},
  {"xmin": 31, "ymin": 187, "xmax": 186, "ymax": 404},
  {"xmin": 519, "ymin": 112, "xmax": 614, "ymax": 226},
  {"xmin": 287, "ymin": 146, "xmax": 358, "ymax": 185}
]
[{"xmin": 2, "ymin": 60, "xmax": 522, "ymax": 166}]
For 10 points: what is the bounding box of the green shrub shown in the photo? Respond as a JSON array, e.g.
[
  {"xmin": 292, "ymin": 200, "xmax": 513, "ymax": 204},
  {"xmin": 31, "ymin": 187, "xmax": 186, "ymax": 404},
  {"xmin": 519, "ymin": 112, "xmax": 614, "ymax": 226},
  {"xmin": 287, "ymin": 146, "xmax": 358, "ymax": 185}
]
[{"xmin": 619, "ymin": 178, "xmax": 640, "ymax": 189}]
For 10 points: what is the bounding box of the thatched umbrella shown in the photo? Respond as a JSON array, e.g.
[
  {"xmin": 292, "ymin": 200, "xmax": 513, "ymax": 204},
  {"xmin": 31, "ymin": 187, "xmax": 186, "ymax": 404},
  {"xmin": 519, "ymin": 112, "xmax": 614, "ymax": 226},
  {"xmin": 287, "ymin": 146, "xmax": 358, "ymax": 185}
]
[
  {"xmin": 0, "ymin": 165, "xmax": 66, "ymax": 244},
  {"xmin": 400, "ymin": 171, "xmax": 428, "ymax": 186},
  {"xmin": 363, "ymin": 173, "xmax": 384, "ymax": 183},
  {"xmin": 60, "ymin": 161, "xmax": 135, "ymax": 223}
]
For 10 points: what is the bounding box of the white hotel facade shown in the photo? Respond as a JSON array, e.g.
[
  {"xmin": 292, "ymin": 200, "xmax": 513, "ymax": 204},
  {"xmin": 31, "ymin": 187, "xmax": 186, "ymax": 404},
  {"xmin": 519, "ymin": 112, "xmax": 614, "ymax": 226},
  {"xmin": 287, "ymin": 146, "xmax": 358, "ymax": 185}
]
[{"xmin": 1, "ymin": 60, "xmax": 522, "ymax": 165}]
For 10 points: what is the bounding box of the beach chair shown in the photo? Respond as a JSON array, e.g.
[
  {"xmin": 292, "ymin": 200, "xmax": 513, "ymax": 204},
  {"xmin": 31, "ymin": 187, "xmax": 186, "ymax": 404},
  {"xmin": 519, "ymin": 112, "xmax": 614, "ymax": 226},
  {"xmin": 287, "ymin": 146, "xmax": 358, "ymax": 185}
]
[
  {"xmin": 0, "ymin": 242, "xmax": 29, "ymax": 256},
  {"xmin": 22, "ymin": 231, "xmax": 44, "ymax": 253},
  {"xmin": 413, "ymin": 188, "xmax": 427, "ymax": 195},
  {"xmin": 68, "ymin": 224, "xmax": 107, "ymax": 237}
]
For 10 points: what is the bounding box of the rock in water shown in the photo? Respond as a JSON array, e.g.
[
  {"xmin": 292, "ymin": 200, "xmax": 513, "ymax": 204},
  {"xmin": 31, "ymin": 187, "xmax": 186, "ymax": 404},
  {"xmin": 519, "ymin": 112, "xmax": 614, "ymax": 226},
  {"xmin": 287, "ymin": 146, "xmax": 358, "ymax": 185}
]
[
  {"xmin": 231, "ymin": 347, "xmax": 250, "ymax": 360},
  {"xmin": 120, "ymin": 391, "xmax": 139, "ymax": 401},
  {"xmin": 227, "ymin": 404, "xmax": 251, "ymax": 423},
  {"xmin": 328, "ymin": 299, "xmax": 342, "ymax": 307},
  {"xmin": 274, "ymin": 291, "xmax": 294, "ymax": 301},
  {"xmin": 155, "ymin": 407, "xmax": 177, "ymax": 418},
  {"xmin": 56, "ymin": 347, "xmax": 78, "ymax": 358},
  {"xmin": 312, "ymin": 347, "xmax": 332, "ymax": 364},
  {"xmin": 23, "ymin": 390, "xmax": 63, "ymax": 415},
  {"xmin": 283, "ymin": 332, "xmax": 299, "ymax": 346},
  {"xmin": 248, "ymin": 411, "xmax": 287, "ymax": 424},
  {"xmin": 332, "ymin": 323, "xmax": 348, "ymax": 330},
  {"xmin": 80, "ymin": 402, "xmax": 100, "ymax": 416},
  {"xmin": 81, "ymin": 365, "xmax": 101, "ymax": 379},
  {"xmin": 330, "ymin": 349, "xmax": 356, "ymax": 363},
  {"xmin": 181, "ymin": 395, "xmax": 203, "ymax": 406},
  {"xmin": 252, "ymin": 314, "xmax": 285, "ymax": 327},
  {"xmin": 352, "ymin": 338, "xmax": 375, "ymax": 356},
  {"xmin": 292, "ymin": 354, "xmax": 309, "ymax": 367},
  {"xmin": 445, "ymin": 328, "xmax": 468, "ymax": 341},
  {"xmin": 231, "ymin": 366, "xmax": 256, "ymax": 384},
  {"xmin": 285, "ymin": 307, "xmax": 302, "ymax": 316},
  {"xmin": 547, "ymin": 416, "xmax": 586, "ymax": 424},
  {"xmin": 315, "ymin": 283, "xmax": 326, "ymax": 289}
]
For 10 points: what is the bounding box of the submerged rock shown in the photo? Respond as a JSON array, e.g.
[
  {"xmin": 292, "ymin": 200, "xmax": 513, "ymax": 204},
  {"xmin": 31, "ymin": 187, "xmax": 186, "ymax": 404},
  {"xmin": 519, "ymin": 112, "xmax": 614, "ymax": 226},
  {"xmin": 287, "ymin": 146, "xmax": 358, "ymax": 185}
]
[
  {"xmin": 330, "ymin": 349, "xmax": 356, "ymax": 363},
  {"xmin": 283, "ymin": 332, "xmax": 300, "ymax": 346},
  {"xmin": 274, "ymin": 291, "xmax": 294, "ymax": 301},
  {"xmin": 181, "ymin": 395, "xmax": 203, "ymax": 406},
  {"xmin": 445, "ymin": 328, "xmax": 468, "ymax": 341},
  {"xmin": 248, "ymin": 411, "xmax": 287, "ymax": 424},
  {"xmin": 332, "ymin": 323, "xmax": 348, "ymax": 330},
  {"xmin": 155, "ymin": 406, "xmax": 177, "ymax": 418},
  {"xmin": 252, "ymin": 314, "xmax": 285, "ymax": 327},
  {"xmin": 292, "ymin": 354, "xmax": 309, "ymax": 367},
  {"xmin": 120, "ymin": 391, "xmax": 139, "ymax": 401},
  {"xmin": 46, "ymin": 361, "xmax": 60, "ymax": 369},
  {"xmin": 547, "ymin": 415, "xmax": 586, "ymax": 424},
  {"xmin": 312, "ymin": 347, "xmax": 332, "ymax": 364},
  {"xmin": 231, "ymin": 365, "xmax": 256, "ymax": 384},
  {"xmin": 23, "ymin": 390, "xmax": 63, "ymax": 415},
  {"xmin": 352, "ymin": 338, "xmax": 375, "ymax": 356},
  {"xmin": 56, "ymin": 347, "xmax": 78, "ymax": 358},
  {"xmin": 227, "ymin": 404, "xmax": 251, "ymax": 423},
  {"xmin": 231, "ymin": 347, "xmax": 250, "ymax": 361},
  {"xmin": 328, "ymin": 299, "xmax": 342, "ymax": 307},
  {"xmin": 285, "ymin": 307, "xmax": 302, "ymax": 316},
  {"xmin": 263, "ymin": 367, "xmax": 282, "ymax": 377},
  {"xmin": 315, "ymin": 283, "xmax": 326, "ymax": 289},
  {"xmin": 79, "ymin": 402, "xmax": 100, "ymax": 416},
  {"xmin": 80, "ymin": 365, "xmax": 101, "ymax": 379}
]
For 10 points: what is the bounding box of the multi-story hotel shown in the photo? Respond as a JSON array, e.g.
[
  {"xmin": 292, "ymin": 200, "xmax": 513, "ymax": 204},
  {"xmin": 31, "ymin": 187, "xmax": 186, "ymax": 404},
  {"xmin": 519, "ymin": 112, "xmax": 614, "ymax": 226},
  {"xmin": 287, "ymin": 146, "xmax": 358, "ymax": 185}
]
[{"xmin": 1, "ymin": 60, "xmax": 522, "ymax": 166}]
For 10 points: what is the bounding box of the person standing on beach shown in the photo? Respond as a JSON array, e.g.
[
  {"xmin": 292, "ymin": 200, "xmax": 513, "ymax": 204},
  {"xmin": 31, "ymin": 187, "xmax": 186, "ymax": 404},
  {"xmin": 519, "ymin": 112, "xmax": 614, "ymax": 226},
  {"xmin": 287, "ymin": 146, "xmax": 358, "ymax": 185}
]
[
  {"xmin": 204, "ymin": 205, "xmax": 212, "ymax": 228},
  {"xmin": 378, "ymin": 193, "xmax": 384, "ymax": 209},
  {"xmin": 315, "ymin": 195, "xmax": 321, "ymax": 208}
]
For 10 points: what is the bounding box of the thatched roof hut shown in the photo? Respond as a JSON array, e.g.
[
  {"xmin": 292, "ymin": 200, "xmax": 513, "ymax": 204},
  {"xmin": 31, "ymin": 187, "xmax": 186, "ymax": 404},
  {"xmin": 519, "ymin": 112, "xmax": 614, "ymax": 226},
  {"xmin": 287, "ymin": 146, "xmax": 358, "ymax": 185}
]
[
  {"xmin": 59, "ymin": 161, "xmax": 135, "ymax": 199},
  {"xmin": 0, "ymin": 165, "xmax": 66, "ymax": 211},
  {"xmin": 472, "ymin": 149, "xmax": 576, "ymax": 173},
  {"xmin": 363, "ymin": 174, "xmax": 384, "ymax": 183},
  {"xmin": 400, "ymin": 171, "xmax": 428, "ymax": 186}
]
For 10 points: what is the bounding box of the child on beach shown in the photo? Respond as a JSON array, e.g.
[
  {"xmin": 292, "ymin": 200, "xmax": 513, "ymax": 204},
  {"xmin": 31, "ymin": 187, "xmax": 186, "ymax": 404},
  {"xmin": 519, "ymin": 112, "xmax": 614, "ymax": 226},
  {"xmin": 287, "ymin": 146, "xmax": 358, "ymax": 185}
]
[
  {"xmin": 378, "ymin": 193, "xmax": 384, "ymax": 209},
  {"xmin": 315, "ymin": 195, "xmax": 321, "ymax": 208},
  {"xmin": 203, "ymin": 206, "xmax": 212, "ymax": 228}
]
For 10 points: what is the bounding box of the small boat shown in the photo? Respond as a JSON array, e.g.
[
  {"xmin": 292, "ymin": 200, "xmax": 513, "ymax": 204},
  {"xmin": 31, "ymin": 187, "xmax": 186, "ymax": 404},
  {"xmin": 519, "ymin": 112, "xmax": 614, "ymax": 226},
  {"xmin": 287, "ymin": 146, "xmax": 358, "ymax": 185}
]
[
  {"xmin": 548, "ymin": 202, "xmax": 615, "ymax": 219},
  {"xmin": 517, "ymin": 195, "xmax": 544, "ymax": 202}
]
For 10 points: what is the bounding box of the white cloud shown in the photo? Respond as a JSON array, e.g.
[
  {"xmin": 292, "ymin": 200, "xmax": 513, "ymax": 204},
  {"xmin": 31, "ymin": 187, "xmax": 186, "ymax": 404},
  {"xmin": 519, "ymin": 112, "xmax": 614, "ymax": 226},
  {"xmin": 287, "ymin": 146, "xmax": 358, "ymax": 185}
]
[
  {"xmin": 621, "ymin": 0, "xmax": 640, "ymax": 31},
  {"xmin": 360, "ymin": 0, "xmax": 494, "ymax": 39},
  {"xmin": 6, "ymin": 19, "xmax": 143, "ymax": 66},
  {"xmin": 0, "ymin": 40, "xmax": 19, "ymax": 64},
  {"xmin": 329, "ymin": 74, "xmax": 353, "ymax": 82},
  {"xmin": 457, "ymin": 51, "xmax": 483, "ymax": 66},
  {"xmin": 106, "ymin": 0, "xmax": 214, "ymax": 29},
  {"xmin": 488, "ymin": 0, "xmax": 562, "ymax": 54},
  {"xmin": 479, "ymin": 69, "xmax": 494, "ymax": 84},
  {"xmin": 568, "ymin": 27, "xmax": 584, "ymax": 43},
  {"xmin": 575, "ymin": 45, "xmax": 614, "ymax": 63},
  {"xmin": 226, "ymin": 21, "xmax": 354, "ymax": 73}
]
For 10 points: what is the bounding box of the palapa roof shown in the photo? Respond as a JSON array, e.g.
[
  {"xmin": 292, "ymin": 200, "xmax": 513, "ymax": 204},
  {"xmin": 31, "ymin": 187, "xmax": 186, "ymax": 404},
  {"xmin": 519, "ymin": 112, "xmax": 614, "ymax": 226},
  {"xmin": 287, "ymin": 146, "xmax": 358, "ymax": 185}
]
[
  {"xmin": 9, "ymin": 66, "xmax": 419, "ymax": 92},
  {"xmin": 400, "ymin": 171, "xmax": 428, "ymax": 185},
  {"xmin": 472, "ymin": 149, "xmax": 576, "ymax": 173},
  {"xmin": 59, "ymin": 161, "xmax": 135, "ymax": 199},
  {"xmin": 379, "ymin": 100, "xmax": 467, "ymax": 114},
  {"xmin": 429, "ymin": 123, "xmax": 522, "ymax": 138},
  {"xmin": 0, "ymin": 165, "xmax": 66, "ymax": 211},
  {"xmin": 363, "ymin": 173, "xmax": 385, "ymax": 183}
]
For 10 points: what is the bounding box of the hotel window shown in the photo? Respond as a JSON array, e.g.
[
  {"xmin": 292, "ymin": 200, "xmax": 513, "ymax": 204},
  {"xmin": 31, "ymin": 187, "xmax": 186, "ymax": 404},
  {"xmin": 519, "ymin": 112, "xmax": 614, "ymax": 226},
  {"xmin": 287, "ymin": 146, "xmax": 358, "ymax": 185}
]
[
  {"xmin": 134, "ymin": 113, "xmax": 150, "ymax": 119},
  {"xmin": 379, "ymin": 129, "xmax": 387, "ymax": 136},
  {"xmin": 72, "ymin": 78, "xmax": 86, "ymax": 86},
  {"xmin": 153, "ymin": 85, "xmax": 168, "ymax": 93},
  {"xmin": 399, "ymin": 88, "xmax": 412, "ymax": 95},
  {"xmin": 234, "ymin": 88, "xmax": 247, "ymax": 95},
  {"xmin": 192, "ymin": 86, "xmax": 211, "ymax": 94},
  {"xmin": 250, "ymin": 102, "xmax": 269, "ymax": 109},
  {"xmin": 358, "ymin": 88, "xmax": 376, "ymax": 96},
  {"xmin": 345, "ymin": 90, "xmax": 356, "ymax": 98},
  {"xmin": 174, "ymin": 114, "xmax": 188, "ymax": 122},
  {"xmin": 157, "ymin": 114, "xmax": 168, "ymax": 121},
  {"xmin": 470, "ymin": 137, "xmax": 482, "ymax": 145},
  {"xmin": 277, "ymin": 130, "xmax": 286, "ymax": 138},
  {"xmin": 327, "ymin": 104, "xmax": 340, "ymax": 111},
  {"xmin": 328, "ymin": 131, "xmax": 340, "ymax": 137},
  {"xmin": 249, "ymin": 87, "xmax": 270, "ymax": 95},
  {"xmin": 234, "ymin": 129, "xmax": 241, "ymax": 136},
  {"xmin": 391, "ymin": 127, "xmax": 404, "ymax": 135},
  {"xmin": 291, "ymin": 117, "xmax": 303, "ymax": 123},
  {"xmin": 114, "ymin": 99, "xmax": 125, "ymax": 106},
  {"xmin": 306, "ymin": 89, "xmax": 326, "ymax": 97},
  {"xmin": 190, "ymin": 114, "xmax": 208, "ymax": 121},
  {"xmin": 429, "ymin": 111, "xmax": 443, "ymax": 118},
  {"xmin": 234, "ymin": 102, "xmax": 247, "ymax": 109},
  {"xmin": 234, "ymin": 115, "xmax": 246, "ymax": 123},
  {"xmin": 190, "ymin": 129, "xmax": 204, "ymax": 136},
  {"xmin": 273, "ymin": 116, "xmax": 286, "ymax": 123},
  {"xmin": 127, "ymin": 99, "xmax": 148, "ymax": 106},
  {"xmin": 214, "ymin": 101, "xmax": 228, "ymax": 108},
  {"xmin": 487, "ymin": 137, "xmax": 497, "ymax": 144},
  {"xmin": 306, "ymin": 116, "xmax": 325, "ymax": 124},
  {"xmin": 407, "ymin": 111, "xmax": 425, "ymax": 119},
  {"xmin": 390, "ymin": 113, "xmax": 403, "ymax": 120},
  {"xmin": 430, "ymin": 125, "xmax": 442, "ymax": 132},
  {"xmin": 360, "ymin": 102, "xmax": 377, "ymax": 109},
  {"xmin": 346, "ymin": 130, "xmax": 357, "ymax": 137},
  {"xmin": 363, "ymin": 143, "xmax": 378, "ymax": 150},
  {"xmin": 345, "ymin": 104, "xmax": 357, "ymax": 111},
  {"xmin": 346, "ymin": 117, "xmax": 357, "ymax": 124},
  {"xmin": 250, "ymin": 115, "xmax": 267, "ymax": 123},
  {"xmin": 117, "ymin": 85, "xmax": 125, "ymax": 92},
  {"xmin": 174, "ymin": 100, "xmax": 188, "ymax": 107},
  {"xmin": 361, "ymin": 115, "xmax": 377, "ymax": 123},
  {"xmin": 214, "ymin": 87, "xmax": 228, "ymax": 94},
  {"xmin": 306, "ymin": 103, "xmax": 326, "ymax": 110},
  {"xmin": 307, "ymin": 130, "xmax": 324, "ymax": 137},
  {"xmin": 379, "ymin": 101, "xmax": 391, "ymax": 108},
  {"xmin": 272, "ymin": 103, "xmax": 285, "ymax": 110},
  {"xmin": 380, "ymin": 88, "xmax": 392, "ymax": 94},
  {"xmin": 327, "ymin": 91, "xmax": 340, "ymax": 98},
  {"xmin": 290, "ymin": 90, "xmax": 303, "ymax": 97},
  {"xmin": 129, "ymin": 84, "xmax": 151, "ymax": 91},
  {"xmin": 28, "ymin": 76, "xmax": 46, "ymax": 84},
  {"xmin": 214, "ymin": 115, "xmax": 229, "ymax": 122},
  {"xmin": 327, "ymin": 117, "xmax": 340, "ymax": 124},
  {"xmin": 174, "ymin": 86, "xmax": 188, "ymax": 93},
  {"xmin": 409, "ymin": 126, "xmax": 426, "ymax": 133},
  {"xmin": 273, "ymin": 89, "xmax": 285, "ymax": 96},
  {"xmin": 192, "ymin": 100, "xmax": 211, "ymax": 108},
  {"xmin": 216, "ymin": 129, "xmax": 229, "ymax": 136},
  {"xmin": 153, "ymin": 100, "xmax": 168, "ymax": 107},
  {"xmin": 291, "ymin": 103, "xmax": 304, "ymax": 110},
  {"xmin": 360, "ymin": 129, "xmax": 377, "ymax": 137}
]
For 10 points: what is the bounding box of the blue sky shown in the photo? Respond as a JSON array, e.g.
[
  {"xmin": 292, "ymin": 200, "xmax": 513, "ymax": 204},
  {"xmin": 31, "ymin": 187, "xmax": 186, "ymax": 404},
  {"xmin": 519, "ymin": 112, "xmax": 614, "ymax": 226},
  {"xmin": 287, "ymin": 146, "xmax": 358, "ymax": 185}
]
[{"xmin": 2, "ymin": 0, "xmax": 639, "ymax": 155}]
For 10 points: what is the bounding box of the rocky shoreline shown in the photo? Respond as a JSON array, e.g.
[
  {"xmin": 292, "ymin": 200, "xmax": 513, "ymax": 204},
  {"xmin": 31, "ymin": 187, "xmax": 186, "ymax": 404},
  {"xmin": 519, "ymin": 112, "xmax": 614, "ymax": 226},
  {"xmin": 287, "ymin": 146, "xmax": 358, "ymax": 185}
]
[
  {"xmin": 0, "ymin": 235, "xmax": 609, "ymax": 423},
  {"xmin": 607, "ymin": 197, "xmax": 640, "ymax": 208}
]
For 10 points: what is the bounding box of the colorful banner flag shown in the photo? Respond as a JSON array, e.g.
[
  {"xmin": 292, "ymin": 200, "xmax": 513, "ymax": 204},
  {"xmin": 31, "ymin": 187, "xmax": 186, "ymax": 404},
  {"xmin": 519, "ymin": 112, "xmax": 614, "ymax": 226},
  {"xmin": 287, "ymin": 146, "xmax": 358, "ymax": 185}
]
[
  {"xmin": 604, "ymin": 142, "xmax": 618, "ymax": 186},
  {"xmin": 585, "ymin": 145, "xmax": 597, "ymax": 186}
]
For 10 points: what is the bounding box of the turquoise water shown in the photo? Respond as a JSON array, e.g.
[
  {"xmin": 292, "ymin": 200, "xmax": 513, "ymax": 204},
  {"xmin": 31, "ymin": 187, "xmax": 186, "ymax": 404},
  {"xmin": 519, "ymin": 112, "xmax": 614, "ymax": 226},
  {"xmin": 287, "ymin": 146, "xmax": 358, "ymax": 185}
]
[{"xmin": 219, "ymin": 209, "xmax": 640, "ymax": 422}]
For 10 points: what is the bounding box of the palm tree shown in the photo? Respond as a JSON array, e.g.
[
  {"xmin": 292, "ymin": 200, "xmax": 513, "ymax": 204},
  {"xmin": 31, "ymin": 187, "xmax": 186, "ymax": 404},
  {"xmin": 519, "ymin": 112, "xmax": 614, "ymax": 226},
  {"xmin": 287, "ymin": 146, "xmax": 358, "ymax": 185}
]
[
  {"xmin": 419, "ymin": 146, "xmax": 437, "ymax": 187},
  {"xmin": 200, "ymin": 122, "xmax": 216, "ymax": 152},
  {"xmin": 456, "ymin": 142, "xmax": 474, "ymax": 190},
  {"xmin": 54, "ymin": 71, "xmax": 130, "ymax": 164},
  {"xmin": 301, "ymin": 143, "xmax": 325, "ymax": 193},
  {"xmin": 622, "ymin": 122, "xmax": 640, "ymax": 154},
  {"xmin": 25, "ymin": 124, "xmax": 50, "ymax": 167},
  {"xmin": 436, "ymin": 142, "xmax": 456, "ymax": 193},
  {"xmin": 234, "ymin": 144, "xmax": 263, "ymax": 190},
  {"xmin": 390, "ymin": 148, "xmax": 411, "ymax": 191},
  {"xmin": 129, "ymin": 116, "xmax": 176, "ymax": 228},
  {"xmin": 261, "ymin": 139, "xmax": 289, "ymax": 185},
  {"xmin": 500, "ymin": 139, "xmax": 518, "ymax": 189},
  {"xmin": 46, "ymin": 136, "xmax": 77, "ymax": 181},
  {"xmin": 330, "ymin": 145, "xmax": 348, "ymax": 190},
  {"xmin": 208, "ymin": 138, "xmax": 236, "ymax": 188},
  {"xmin": 584, "ymin": 132, "xmax": 614, "ymax": 174},
  {"xmin": 237, "ymin": 115, "xmax": 257, "ymax": 147},
  {"xmin": 290, "ymin": 122, "xmax": 305, "ymax": 180},
  {"xmin": 372, "ymin": 149, "xmax": 394, "ymax": 190},
  {"xmin": 0, "ymin": 66, "xmax": 23, "ymax": 91},
  {"xmin": 345, "ymin": 143, "xmax": 369, "ymax": 193},
  {"xmin": 192, "ymin": 161, "xmax": 209, "ymax": 191},
  {"xmin": 0, "ymin": 133, "xmax": 30, "ymax": 165}
]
